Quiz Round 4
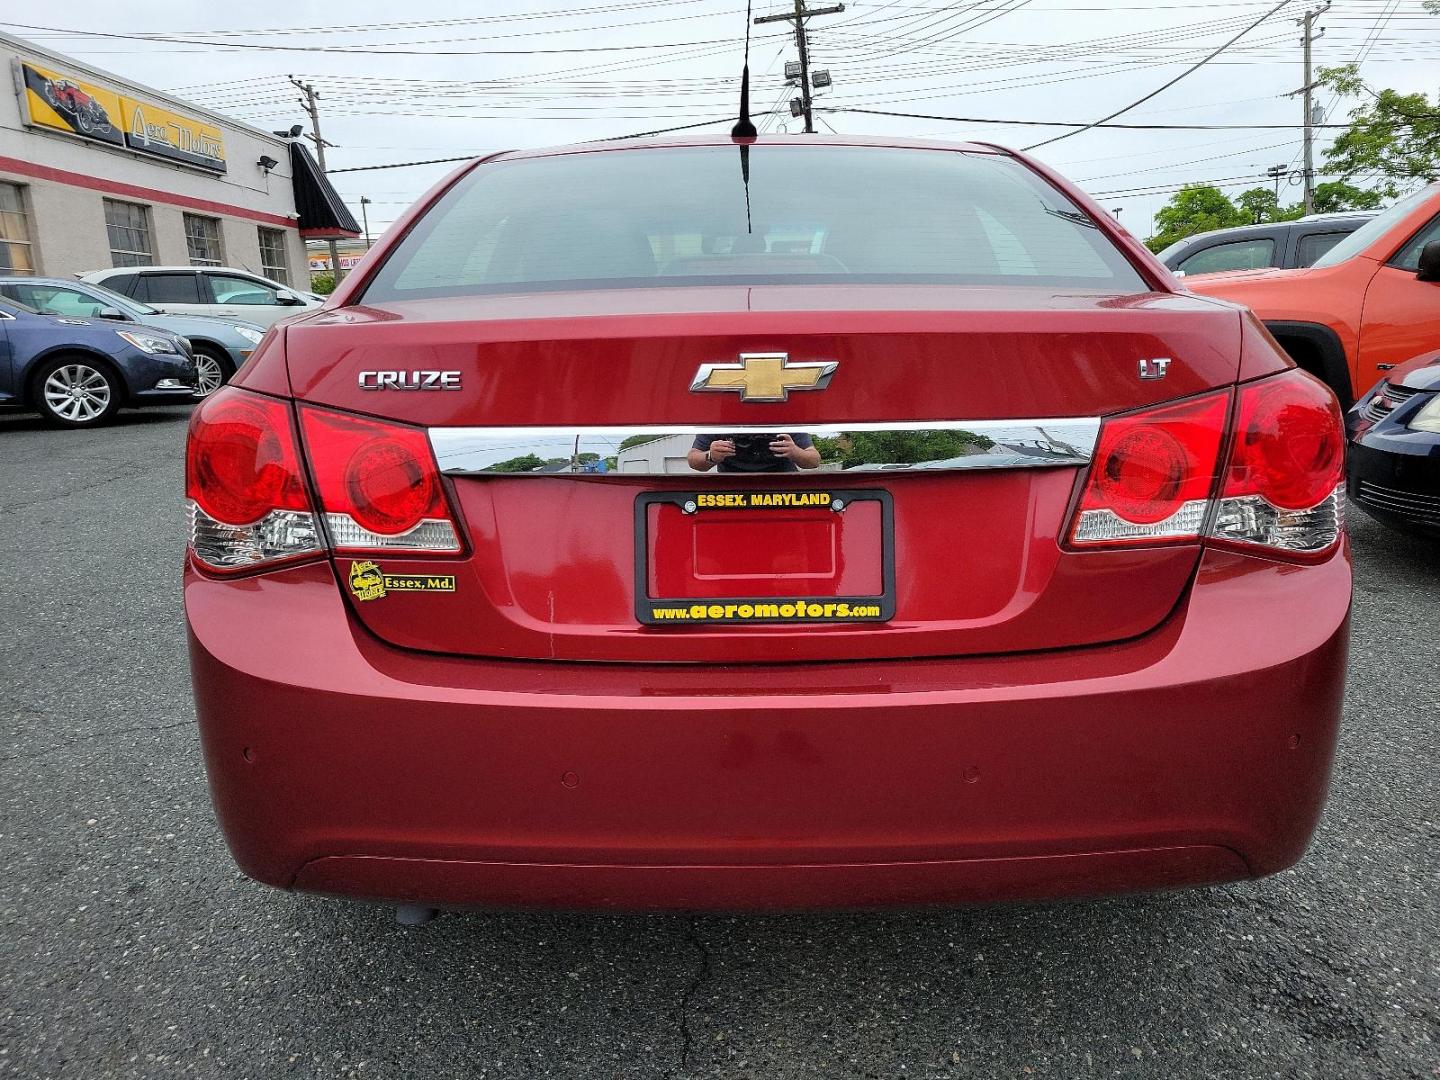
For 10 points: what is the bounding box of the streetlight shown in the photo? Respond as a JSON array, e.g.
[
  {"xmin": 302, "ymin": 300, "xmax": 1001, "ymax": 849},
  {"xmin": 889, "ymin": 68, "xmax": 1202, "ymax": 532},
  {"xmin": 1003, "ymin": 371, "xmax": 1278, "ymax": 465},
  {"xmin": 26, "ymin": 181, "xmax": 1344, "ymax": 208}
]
[{"xmin": 359, "ymin": 196, "xmax": 372, "ymax": 250}]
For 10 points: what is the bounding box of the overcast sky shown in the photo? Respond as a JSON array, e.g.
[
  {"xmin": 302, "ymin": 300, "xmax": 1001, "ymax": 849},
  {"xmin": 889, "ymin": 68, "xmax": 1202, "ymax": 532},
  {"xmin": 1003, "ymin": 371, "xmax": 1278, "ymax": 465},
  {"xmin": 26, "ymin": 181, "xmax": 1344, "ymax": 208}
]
[{"xmin": 5, "ymin": 1, "xmax": 1435, "ymax": 240}]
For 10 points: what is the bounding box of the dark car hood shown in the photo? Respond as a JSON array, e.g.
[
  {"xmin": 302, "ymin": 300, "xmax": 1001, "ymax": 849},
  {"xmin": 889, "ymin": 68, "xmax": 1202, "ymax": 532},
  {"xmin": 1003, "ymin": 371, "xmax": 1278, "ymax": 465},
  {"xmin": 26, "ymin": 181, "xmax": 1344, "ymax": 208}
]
[
  {"xmin": 1391, "ymin": 350, "xmax": 1440, "ymax": 391},
  {"xmin": 41, "ymin": 313, "xmax": 184, "ymax": 344}
]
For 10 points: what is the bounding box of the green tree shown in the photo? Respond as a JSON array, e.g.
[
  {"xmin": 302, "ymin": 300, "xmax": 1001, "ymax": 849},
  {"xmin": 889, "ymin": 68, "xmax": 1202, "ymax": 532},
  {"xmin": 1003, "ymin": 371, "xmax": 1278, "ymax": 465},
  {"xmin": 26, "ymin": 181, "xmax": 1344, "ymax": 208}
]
[
  {"xmin": 839, "ymin": 430, "xmax": 992, "ymax": 468},
  {"xmin": 1319, "ymin": 64, "xmax": 1440, "ymax": 198},
  {"xmin": 1310, "ymin": 181, "xmax": 1384, "ymax": 214},
  {"xmin": 1146, "ymin": 185, "xmax": 1248, "ymax": 252},
  {"xmin": 489, "ymin": 453, "xmax": 545, "ymax": 473},
  {"xmin": 1237, "ymin": 187, "xmax": 1283, "ymax": 224},
  {"xmin": 309, "ymin": 273, "xmax": 336, "ymax": 295}
]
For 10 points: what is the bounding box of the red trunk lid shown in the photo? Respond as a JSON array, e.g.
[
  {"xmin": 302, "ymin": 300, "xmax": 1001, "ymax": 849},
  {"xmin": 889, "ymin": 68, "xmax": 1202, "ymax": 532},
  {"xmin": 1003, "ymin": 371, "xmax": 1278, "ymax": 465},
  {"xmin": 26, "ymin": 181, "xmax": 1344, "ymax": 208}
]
[{"xmin": 281, "ymin": 286, "xmax": 1240, "ymax": 663}]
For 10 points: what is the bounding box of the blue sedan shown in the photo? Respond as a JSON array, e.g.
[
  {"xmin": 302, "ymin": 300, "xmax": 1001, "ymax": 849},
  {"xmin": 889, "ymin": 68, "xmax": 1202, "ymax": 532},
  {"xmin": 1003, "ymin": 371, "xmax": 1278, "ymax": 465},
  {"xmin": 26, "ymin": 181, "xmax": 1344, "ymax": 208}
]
[
  {"xmin": 1347, "ymin": 349, "xmax": 1440, "ymax": 539},
  {"xmin": 0, "ymin": 276, "xmax": 264, "ymax": 398},
  {"xmin": 0, "ymin": 295, "xmax": 195, "ymax": 427}
]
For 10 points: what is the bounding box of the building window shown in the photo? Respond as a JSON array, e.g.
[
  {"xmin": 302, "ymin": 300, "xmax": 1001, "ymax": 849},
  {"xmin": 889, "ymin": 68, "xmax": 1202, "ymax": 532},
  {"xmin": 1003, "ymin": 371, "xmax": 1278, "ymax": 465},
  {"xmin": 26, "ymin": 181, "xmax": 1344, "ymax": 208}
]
[
  {"xmin": 104, "ymin": 199, "xmax": 154, "ymax": 267},
  {"xmin": 184, "ymin": 214, "xmax": 223, "ymax": 266},
  {"xmin": 0, "ymin": 183, "xmax": 36, "ymax": 274},
  {"xmin": 258, "ymin": 228, "xmax": 289, "ymax": 284}
]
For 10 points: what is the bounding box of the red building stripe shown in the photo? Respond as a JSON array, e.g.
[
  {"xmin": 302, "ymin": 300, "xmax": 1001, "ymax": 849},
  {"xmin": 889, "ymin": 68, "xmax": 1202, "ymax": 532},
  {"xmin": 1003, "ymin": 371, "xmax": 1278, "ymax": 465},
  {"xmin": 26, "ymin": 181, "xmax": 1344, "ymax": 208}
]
[{"xmin": 0, "ymin": 155, "xmax": 297, "ymax": 230}]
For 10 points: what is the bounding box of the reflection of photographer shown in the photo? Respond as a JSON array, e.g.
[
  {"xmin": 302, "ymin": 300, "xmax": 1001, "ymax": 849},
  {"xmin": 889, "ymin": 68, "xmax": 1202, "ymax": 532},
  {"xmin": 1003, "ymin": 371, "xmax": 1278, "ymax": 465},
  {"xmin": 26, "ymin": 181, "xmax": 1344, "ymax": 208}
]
[{"xmin": 688, "ymin": 433, "xmax": 821, "ymax": 473}]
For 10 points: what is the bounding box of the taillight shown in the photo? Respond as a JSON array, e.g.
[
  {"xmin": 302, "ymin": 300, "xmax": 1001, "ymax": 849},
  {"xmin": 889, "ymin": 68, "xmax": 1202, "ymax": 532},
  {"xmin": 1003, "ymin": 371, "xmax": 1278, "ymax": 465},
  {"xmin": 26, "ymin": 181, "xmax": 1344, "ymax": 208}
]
[
  {"xmin": 185, "ymin": 387, "xmax": 322, "ymax": 571},
  {"xmin": 1067, "ymin": 372, "xmax": 1344, "ymax": 557},
  {"xmin": 1205, "ymin": 369, "xmax": 1345, "ymax": 554},
  {"xmin": 1069, "ymin": 391, "xmax": 1228, "ymax": 546},
  {"xmin": 299, "ymin": 407, "xmax": 461, "ymax": 553}
]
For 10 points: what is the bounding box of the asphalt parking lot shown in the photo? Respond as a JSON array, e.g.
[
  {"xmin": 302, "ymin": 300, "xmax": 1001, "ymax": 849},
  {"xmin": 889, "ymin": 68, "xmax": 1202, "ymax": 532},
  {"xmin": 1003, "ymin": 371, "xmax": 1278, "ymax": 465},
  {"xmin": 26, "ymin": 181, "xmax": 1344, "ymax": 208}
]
[{"xmin": 1, "ymin": 404, "xmax": 1436, "ymax": 1080}]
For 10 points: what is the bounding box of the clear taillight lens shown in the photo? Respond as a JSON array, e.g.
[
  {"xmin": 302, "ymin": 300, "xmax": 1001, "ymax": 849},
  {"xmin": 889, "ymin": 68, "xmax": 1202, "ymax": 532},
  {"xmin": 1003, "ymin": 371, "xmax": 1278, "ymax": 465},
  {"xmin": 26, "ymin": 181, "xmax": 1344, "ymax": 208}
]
[
  {"xmin": 1205, "ymin": 369, "xmax": 1345, "ymax": 554},
  {"xmin": 298, "ymin": 407, "xmax": 461, "ymax": 554},
  {"xmin": 185, "ymin": 387, "xmax": 322, "ymax": 571},
  {"xmin": 1069, "ymin": 391, "xmax": 1228, "ymax": 546}
]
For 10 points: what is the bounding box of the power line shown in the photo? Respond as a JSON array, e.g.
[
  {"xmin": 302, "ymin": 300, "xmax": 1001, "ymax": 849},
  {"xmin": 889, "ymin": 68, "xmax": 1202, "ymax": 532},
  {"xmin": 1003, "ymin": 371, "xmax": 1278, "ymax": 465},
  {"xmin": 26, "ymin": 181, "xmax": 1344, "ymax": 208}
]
[
  {"xmin": 0, "ymin": 20, "xmax": 786, "ymax": 56},
  {"xmin": 819, "ymin": 106, "xmax": 1353, "ymax": 129},
  {"xmin": 1021, "ymin": 0, "xmax": 1294, "ymax": 150}
]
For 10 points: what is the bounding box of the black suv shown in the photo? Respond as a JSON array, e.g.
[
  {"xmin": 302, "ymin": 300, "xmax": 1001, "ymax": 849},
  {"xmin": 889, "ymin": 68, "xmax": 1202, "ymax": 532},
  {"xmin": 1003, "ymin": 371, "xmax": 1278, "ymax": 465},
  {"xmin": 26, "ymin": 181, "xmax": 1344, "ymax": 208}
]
[{"xmin": 1157, "ymin": 212, "xmax": 1376, "ymax": 276}]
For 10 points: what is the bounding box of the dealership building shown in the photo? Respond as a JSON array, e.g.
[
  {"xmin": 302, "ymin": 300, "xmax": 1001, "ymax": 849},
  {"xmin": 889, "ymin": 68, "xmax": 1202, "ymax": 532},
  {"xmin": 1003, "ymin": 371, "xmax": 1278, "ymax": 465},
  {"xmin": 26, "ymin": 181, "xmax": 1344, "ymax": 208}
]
[{"xmin": 0, "ymin": 31, "xmax": 357, "ymax": 284}]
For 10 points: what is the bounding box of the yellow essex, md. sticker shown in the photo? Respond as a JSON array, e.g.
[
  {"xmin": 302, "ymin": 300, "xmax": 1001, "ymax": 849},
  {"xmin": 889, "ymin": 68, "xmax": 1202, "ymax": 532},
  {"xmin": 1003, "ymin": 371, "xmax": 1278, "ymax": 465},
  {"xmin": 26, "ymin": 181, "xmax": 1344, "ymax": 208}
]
[{"xmin": 347, "ymin": 560, "xmax": 456, "ymax": 602}]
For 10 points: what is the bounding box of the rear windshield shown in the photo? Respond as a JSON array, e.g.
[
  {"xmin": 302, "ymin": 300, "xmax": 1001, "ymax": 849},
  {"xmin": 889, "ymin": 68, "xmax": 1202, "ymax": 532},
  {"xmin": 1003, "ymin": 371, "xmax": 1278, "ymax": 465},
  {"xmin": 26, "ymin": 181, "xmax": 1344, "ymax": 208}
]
[{"xmin": 362, "ymin": 145, "xmax": 1148, "ymax": 301}]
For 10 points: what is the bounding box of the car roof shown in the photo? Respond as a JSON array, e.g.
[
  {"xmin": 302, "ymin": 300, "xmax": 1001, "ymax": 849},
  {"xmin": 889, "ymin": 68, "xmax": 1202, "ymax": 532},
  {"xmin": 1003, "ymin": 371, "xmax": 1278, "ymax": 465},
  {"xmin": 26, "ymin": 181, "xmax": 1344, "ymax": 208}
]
[
  {"xmin": 1165, "ymin": 222, "xmax": 1286, "ymax": 250},
  {"xmin": 90, "ymin": 265, "xmax": 274, "ymax": 275},
  {"xmin": 1166, "ymin": 213, "xmax": 1375, "ymax": 252}
]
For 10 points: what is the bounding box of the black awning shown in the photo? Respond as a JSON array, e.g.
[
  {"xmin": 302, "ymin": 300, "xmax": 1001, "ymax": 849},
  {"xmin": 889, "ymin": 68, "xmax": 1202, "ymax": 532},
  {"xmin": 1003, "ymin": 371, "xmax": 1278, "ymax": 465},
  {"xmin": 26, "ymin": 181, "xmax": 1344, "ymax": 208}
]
[{"xmin": 290, "ymin": 142, "xmax": 360, "ymax": 238}]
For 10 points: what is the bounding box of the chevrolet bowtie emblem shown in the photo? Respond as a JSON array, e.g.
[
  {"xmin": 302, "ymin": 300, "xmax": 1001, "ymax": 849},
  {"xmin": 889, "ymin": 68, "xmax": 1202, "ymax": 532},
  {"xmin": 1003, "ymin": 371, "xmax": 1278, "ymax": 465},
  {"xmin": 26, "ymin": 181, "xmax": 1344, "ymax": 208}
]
[{"xmin": 690, "ymin": 353, "xmax": 838, "ymax": 402}]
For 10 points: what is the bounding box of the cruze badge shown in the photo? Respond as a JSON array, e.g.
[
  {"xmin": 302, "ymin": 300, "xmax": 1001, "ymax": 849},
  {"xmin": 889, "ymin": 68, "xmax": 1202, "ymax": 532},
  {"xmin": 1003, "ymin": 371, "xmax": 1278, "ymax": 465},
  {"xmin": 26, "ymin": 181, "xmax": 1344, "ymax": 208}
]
[
  {"xmin": 1138, "ymin": 358, "xmax": 1172, "ymax": 380},
  {"xmin": 358, "ymin": 370, "xmax": 462, "ymax": 391},
  {"xmin": 691, "ymin": 353, "xmax": 837, "ymax": 402}
]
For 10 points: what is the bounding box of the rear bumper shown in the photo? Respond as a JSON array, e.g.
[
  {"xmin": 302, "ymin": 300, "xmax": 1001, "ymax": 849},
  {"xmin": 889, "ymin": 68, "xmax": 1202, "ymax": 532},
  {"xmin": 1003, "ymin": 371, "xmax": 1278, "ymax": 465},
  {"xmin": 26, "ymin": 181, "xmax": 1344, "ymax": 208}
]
[{"xmin": 186, "ymin": 545, "xmax": 1350, "ymax": 911}]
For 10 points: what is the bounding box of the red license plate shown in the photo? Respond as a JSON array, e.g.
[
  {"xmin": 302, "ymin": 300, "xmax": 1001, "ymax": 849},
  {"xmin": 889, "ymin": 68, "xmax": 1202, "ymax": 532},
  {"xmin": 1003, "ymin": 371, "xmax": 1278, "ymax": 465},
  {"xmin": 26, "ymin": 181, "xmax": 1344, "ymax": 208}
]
[{"xmin": 634, "ymin": 490, "xmax": 894, "ymax": 625}]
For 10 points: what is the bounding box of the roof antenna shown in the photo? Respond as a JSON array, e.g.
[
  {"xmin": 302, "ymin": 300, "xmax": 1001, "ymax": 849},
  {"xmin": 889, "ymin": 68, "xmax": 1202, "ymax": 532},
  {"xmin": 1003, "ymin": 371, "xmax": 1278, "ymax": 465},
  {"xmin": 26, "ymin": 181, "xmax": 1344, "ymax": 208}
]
[
  {"xmin": 732, "ymin": 0, "xmax": 757, "ymax": 139},
  {"xmin": 732, "ymin": 1, "xmax": 757, "ymax": 235}
]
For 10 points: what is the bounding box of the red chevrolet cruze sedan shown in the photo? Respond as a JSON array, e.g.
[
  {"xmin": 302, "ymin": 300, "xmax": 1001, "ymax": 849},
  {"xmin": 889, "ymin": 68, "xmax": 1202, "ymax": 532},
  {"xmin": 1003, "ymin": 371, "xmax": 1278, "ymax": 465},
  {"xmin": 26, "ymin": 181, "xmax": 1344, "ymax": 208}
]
[{"xmin": 185, "ymin": 136, "xmax": 1350, "ymax": 913}]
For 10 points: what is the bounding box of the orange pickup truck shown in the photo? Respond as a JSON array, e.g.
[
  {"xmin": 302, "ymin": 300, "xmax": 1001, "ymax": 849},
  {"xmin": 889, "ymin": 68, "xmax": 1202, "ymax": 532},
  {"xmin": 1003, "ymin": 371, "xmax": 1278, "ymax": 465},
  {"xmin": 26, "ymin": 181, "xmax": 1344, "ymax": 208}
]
[{"xmin": 1186, "ymin": 182, "xmax": 1440, "ymax": 407}]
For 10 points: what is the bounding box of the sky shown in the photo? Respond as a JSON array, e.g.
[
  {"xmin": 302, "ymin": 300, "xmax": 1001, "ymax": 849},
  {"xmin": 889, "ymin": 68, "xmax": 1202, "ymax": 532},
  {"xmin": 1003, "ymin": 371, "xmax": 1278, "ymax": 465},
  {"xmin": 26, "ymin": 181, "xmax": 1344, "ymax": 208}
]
[{"xmin": 5, "ymin": 0, "xmax": 1436, "ymax": 241}]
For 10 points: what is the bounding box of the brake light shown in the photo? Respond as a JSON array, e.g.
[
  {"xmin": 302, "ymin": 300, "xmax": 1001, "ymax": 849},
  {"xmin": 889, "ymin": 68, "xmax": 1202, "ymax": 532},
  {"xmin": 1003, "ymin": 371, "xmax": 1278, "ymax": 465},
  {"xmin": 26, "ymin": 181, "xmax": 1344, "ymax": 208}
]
[
  {"xmin": 1205, "ymin": 369, "xmax": 1345, "ymax": 554},
  {"xmin": 1069, "ymin": 391, "xmax": 1228, "ymax": 546},
  {"xmin": 185, "ymin": 387, "xmax": 322, "ymax": 571},
  {"xmin": 1067, "ymin": 372, "xmax": 1345, "ymax": 556},
  {"xmin": 299, "ymin": 407, "xmax": 461, "ymax": 553}
]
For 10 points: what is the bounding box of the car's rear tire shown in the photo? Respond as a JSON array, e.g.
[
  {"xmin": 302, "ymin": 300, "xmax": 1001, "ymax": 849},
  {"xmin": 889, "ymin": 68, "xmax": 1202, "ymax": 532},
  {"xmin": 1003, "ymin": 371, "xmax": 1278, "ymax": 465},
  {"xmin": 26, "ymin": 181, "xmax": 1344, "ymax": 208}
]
[
  {"xmin": 33, "ymin": 355, "xmax": 122, "ymax": 428},
  {"xmin": 191, "ymin": 346, "xmax": 233, "ymax": 399}
]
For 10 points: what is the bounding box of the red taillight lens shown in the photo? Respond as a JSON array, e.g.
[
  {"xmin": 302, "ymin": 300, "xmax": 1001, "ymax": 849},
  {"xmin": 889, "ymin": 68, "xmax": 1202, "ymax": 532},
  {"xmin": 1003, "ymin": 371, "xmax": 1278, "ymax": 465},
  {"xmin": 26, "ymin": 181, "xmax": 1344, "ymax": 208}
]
[
  {"xmin": 299, "ymin": 407, "xmax": 461, "ymax": 553},
  {"xmin": 185, "ymin": 387, "xmax": 321, "ymax": 572},
  {"xmin": 187, "ymin": 389, "xmax": 308, "ymax": 524},
  {"xmin": 1221, "ymin": 370, "xmax": 1345, "ymax": 510},
  {"xmin": 1070, "ymin": 391, "xmax": 1229, "ymax": 546},
  {"xmin": 1205, "ymin": 369, "xmax": 1346, "ymax": 555},
  {"xmin": 344, "ymin": 437, "xmax": 441, "ymax": 535}
]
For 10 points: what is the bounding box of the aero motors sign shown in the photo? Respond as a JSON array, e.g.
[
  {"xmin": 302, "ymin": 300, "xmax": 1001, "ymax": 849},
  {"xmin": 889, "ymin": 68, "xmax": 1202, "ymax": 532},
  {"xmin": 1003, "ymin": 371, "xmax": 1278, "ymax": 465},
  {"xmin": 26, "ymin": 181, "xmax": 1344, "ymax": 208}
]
[{"xmin": 16, "ymin": 59, "xmax": 227, "ymax": 173}]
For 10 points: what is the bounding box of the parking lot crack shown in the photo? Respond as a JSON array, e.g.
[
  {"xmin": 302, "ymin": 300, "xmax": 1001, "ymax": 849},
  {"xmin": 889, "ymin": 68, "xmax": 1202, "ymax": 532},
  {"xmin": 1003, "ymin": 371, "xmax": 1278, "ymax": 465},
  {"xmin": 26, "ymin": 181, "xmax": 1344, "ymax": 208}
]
[
  {"xmin": 670, "ymin": 920, "xmax": 713, "ymax": 1077},
  {"xmin": 3, "ymin": 718, "xmax": 194, "ymax": 765}
]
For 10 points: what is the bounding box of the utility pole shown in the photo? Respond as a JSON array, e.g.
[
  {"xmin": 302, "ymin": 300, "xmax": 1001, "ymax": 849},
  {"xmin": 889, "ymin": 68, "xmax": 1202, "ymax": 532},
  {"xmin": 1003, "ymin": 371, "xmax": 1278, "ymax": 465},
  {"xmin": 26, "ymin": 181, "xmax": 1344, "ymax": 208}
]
[
  {"xmin": 288, "ymin": 76, "xmax": 344, "ymax": 282},
  {"xmin": 1297, "ymin": 3, "xmax": 1329, "ymax": 215},
  {"xmin": 755, "ymin": 1, "xmax": 844, "ymax": 134},
  {"xmin": 1266, "ymin": 163, "xmax": 1288, "ymax": 201},
  {"xmin": 359, "ymin": 196, "xmax": 372, "ymax": 249}
]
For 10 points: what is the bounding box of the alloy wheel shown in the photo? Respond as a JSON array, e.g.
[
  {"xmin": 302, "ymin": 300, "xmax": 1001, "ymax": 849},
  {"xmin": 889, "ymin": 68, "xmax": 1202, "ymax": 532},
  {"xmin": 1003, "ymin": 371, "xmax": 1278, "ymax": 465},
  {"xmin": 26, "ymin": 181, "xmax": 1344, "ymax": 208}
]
[
  {"xmin": 43, "ymin": 363, "xmax": 112, "ymax": 423},
  {"xmin": 193, "ymin": 353, "xmax": 225, "ymax": 398}
]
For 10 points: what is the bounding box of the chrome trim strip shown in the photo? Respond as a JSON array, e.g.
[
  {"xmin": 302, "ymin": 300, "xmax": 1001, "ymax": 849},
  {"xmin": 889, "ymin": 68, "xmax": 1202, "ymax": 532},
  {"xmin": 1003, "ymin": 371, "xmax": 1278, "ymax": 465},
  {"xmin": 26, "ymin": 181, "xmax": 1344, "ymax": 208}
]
[{"xmin": 429, "ymin": 419, "xmax": 1099, "ymax": 477}]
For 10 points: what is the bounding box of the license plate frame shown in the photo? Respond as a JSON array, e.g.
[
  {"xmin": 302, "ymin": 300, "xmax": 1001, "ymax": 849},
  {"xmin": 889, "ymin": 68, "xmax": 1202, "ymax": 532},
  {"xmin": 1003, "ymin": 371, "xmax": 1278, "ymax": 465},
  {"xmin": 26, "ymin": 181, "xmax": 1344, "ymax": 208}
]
[{"xmin": 634, "ymin": 489, "xmax": 895, "ymax": 626}]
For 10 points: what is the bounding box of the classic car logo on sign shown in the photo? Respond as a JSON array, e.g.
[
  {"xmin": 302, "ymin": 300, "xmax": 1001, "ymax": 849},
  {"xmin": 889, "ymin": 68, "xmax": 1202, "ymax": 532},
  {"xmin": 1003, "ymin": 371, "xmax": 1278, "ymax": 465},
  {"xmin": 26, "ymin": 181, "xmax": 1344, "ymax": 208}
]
[{"xmin": 690, "ymin": 353, "xmax": 837, "ymax": 402}]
